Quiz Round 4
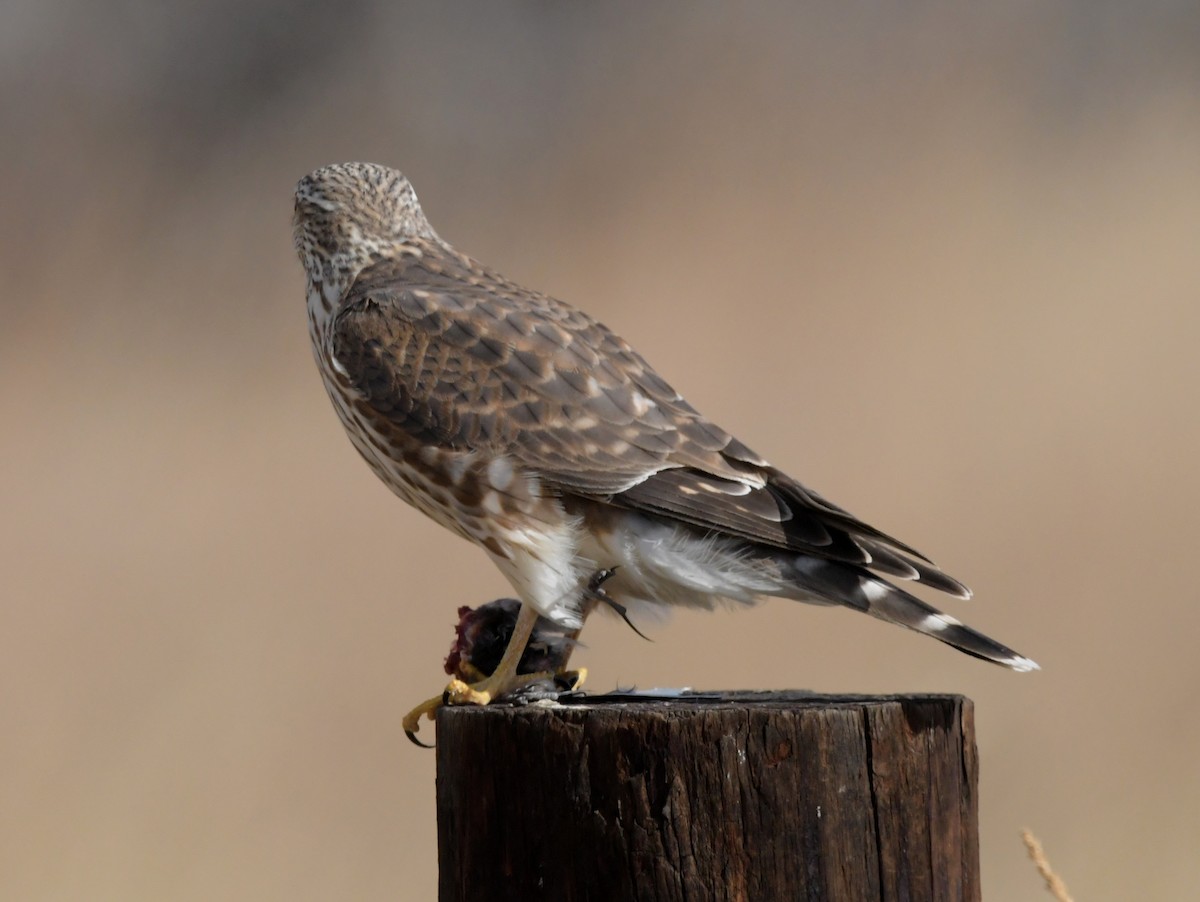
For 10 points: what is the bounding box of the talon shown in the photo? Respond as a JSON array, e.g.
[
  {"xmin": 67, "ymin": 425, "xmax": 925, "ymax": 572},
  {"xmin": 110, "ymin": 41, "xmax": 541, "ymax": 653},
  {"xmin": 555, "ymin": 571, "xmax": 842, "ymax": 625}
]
[
  {"xmin": 404, "ymin": 728, "xmax": 435, "ymax": 749},
  {"xmin": 585, "ymin": 568, "xmax": 651, "ymax": 642},
  {"xmin": 402, "ymin": 693, "xmax": 444, "ymax": 748}
]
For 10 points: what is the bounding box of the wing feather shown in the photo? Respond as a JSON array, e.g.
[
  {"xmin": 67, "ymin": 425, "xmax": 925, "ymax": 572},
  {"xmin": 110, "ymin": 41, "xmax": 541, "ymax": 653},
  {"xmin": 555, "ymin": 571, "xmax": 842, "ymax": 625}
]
[{"xmin": 332, "ymin": 250, "xmax": 968, "ymax": 594}]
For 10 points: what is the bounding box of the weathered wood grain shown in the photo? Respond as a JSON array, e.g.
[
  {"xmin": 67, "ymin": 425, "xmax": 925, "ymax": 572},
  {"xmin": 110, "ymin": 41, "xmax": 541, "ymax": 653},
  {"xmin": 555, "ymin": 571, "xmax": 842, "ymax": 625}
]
[{"xmin": 437, "ymin": 693, "xmax": 979, "ymax": 902}]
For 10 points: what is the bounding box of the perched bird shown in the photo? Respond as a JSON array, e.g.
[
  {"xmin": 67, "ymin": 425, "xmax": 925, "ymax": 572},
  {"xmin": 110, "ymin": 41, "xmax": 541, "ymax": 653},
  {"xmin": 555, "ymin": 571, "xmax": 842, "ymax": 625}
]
[{"xmin": 293, "ymin": 162, "xmax": 1037, "ymax": 741}]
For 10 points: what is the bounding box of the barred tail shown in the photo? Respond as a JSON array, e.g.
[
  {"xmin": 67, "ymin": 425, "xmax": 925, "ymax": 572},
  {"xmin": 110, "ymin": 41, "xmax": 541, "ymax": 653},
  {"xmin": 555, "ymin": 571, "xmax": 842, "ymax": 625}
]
[{"xmin": 785, "ymin": 557, "xmax": 1039, "ymax": 672}]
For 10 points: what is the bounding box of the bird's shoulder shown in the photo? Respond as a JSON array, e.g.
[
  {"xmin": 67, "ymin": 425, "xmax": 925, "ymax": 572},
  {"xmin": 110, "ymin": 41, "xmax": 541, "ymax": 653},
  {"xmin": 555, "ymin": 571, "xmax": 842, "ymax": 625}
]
[
  {"xmin": 341, "ymin": 241, "xmax": 596, "ymax": 335},
  {"xmin": 329, "ymin": 246, "xmax": 747, "ymax": 483},
  {"xmin": 334, "ymin": 245, "xmax": 708, "ymax": 432}
]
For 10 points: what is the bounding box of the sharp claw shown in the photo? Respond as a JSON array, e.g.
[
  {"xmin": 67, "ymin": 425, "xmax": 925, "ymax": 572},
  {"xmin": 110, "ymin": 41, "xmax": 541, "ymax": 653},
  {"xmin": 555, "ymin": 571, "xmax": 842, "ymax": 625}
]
[
  {"xmin": 585, "ymin": 568, "xmax": 652, "ymax": 642},
  {"xmin": 402, "ymin": 693, "xmax": 445, "ymax": 749},
  {"xmin": 405, "ymin": 728, "xmax": 435, "ymax": 749},
  {"xmin": 609, "ymin": 598, "xmax": 653, "ymax": 642}
]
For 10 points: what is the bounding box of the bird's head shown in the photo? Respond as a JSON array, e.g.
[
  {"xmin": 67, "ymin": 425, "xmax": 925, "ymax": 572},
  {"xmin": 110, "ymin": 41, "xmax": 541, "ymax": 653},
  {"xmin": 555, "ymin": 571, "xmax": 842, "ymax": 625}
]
[{"xmin": 293, "ymin": 162, "xmax": 437, "ymax": 302}]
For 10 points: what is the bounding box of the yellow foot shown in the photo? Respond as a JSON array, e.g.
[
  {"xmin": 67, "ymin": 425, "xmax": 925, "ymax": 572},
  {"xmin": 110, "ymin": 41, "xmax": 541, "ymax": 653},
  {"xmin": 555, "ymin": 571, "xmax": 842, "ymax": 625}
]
[
  {"xmin": 443, "ymin": 677, "xmax": 490, "ymax": 707},
  {"xmin": 405, "ymin": 600, "xmax": 593, "ymax": 748},
  {"xmin": 445, "ymin": 669, "xmax": 553, "ymax": 707},
  {"xmin": 402, "ymin": 667, "xmax": 588, "ymax": 747},
  {"xmin": 400, "ymin": 670, "xmax": 548, "ymax": 747},
  {"xmin": 567, "ymin": 667, "xmax": 587, "ymax": 691}
]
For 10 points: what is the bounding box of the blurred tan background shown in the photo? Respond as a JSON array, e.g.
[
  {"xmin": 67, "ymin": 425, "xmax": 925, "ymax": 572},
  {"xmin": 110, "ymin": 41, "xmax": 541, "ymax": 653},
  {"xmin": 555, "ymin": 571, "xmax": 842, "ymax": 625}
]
[{"xmin": 3, "ymin": 3, "xmax": 1198, "ymax": 899}]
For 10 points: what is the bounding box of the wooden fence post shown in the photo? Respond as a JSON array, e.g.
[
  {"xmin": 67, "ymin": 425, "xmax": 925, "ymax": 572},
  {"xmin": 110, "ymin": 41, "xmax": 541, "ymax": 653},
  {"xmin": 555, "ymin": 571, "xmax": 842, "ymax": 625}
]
[{"xmin": 436, "ymin": 692, "xmax": 979, "ymax": 902}]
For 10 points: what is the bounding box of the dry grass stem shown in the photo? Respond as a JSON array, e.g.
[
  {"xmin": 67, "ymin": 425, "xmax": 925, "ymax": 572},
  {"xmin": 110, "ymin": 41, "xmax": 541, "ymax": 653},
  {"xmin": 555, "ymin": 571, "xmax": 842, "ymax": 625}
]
[{"xmin": 1021, "ymin": 829, "xmax": 1074, "ymax": 902}]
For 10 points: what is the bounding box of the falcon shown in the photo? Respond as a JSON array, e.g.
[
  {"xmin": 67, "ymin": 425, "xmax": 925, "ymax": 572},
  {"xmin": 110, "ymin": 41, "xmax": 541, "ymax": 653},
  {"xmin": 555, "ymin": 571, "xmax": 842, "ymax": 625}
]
[{"xmin": 292, "ymin": 162, "xmax": 1037, "ymax": 742}]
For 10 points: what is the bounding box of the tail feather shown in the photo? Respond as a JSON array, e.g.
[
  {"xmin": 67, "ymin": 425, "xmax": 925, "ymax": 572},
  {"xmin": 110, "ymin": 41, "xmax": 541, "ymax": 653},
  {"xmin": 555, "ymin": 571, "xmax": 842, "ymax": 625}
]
[
  {"xmin": 785, "ymin": 557, "xmax": 1038, "ymax": 671},
  {"xmin": 858, "ymin": 538, "xmax": 972, "ymax": 598},
  {"xmin": 859, "ymin": 576, "xmax": 1039, "ymax": 671}
]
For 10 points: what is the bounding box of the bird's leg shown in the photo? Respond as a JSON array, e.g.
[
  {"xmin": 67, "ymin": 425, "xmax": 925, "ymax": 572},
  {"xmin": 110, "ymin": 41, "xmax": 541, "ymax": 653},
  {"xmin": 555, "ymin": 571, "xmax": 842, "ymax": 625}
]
[
  {"xmin": 403, "ymin": 572, "xmax": 623, "ymax": 746},
  {"xmin": 403, "ymin": 602, "xmax": 553, "ymax": 747},
  {"xmin": 443, "ymin": 601, "xmax": 550, "ymax": 706},
  {"xmin": 554, "ymin": 567, "xmax": 620, "ymax": 679}
]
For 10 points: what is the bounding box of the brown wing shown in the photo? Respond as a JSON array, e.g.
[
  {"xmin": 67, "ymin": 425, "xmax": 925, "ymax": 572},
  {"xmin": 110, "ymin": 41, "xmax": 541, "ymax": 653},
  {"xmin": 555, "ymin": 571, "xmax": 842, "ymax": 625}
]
[
  {"xmin": 333, "ymin": 247, "xmax": 968, "ymax": 594},
  {"xmin": 332, "ymin": 249, "xmax": 754, "ymax": 491}
]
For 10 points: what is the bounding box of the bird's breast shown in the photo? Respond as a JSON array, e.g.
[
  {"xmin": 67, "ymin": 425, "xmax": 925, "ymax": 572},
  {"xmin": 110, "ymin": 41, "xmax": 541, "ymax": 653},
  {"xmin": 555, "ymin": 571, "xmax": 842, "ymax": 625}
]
[{"xmin": 312, "ymin": 338, "xmax": 563, "ymax": 556}]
